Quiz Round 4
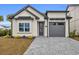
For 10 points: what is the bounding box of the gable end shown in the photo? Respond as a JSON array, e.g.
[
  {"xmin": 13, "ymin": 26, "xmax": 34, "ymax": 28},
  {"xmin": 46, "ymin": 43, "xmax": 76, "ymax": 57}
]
[{"xmin": 9, "ymin": 5, "xmax": 47, "ymax": 19}]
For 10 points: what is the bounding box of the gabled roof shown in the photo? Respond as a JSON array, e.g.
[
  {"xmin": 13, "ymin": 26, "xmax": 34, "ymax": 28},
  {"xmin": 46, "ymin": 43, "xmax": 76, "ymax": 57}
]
[
  {"xmin": 26, "ymin": 9, "xmax": 39, "ymax": 19},
  {"xmin": 10, "ymin": 5, "xmax": 47, "ymax": 19}
]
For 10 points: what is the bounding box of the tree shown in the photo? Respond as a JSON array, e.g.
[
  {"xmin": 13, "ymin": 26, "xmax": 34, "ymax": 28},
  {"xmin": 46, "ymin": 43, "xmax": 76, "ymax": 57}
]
[
  {"xmin": 7, "ymin": 14, "xmax": 14, "ymax": 22},
  {"xmin": 7, "ymin": 14, "xmax": 13, "ymax": 37},
  {"xmin": 0, "ymin": 16, "xmax": 3, "ymax": 21}
]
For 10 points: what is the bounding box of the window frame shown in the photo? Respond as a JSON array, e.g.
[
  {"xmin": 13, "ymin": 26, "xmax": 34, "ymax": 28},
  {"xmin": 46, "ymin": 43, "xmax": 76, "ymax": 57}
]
[
  {"xmin": 19, "ymin": 23, "xmax": 30, "ymax": 32},
  {"xmin": 19, "ymin": 23, "xmax": 24, "ymax": 32},
  {"xmin": 25, "ymin": 23, "xmax": 30, "ymax": 32}
]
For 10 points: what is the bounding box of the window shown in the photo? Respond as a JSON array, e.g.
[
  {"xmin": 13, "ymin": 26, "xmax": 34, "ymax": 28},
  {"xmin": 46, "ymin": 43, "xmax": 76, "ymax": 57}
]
[
  {"xmin": 19, "ymin": 23, "xmax": 30, "ymax": 32},
  {"xmin": 19, "ymin": 23, "xmax": 24, "ymax": 32},
  {"xmin": 58, "ymin": 23, "xmax": 64, "ymax": 25},
  {"xmin": 25, "ymin": 23, "xmax": 30, "ymax": 32}
]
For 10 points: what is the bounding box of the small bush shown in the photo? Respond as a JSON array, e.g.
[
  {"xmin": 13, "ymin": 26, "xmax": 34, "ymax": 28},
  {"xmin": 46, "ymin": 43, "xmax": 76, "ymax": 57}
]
[
  {"xmin": 69, "ymin": 30, "xmax": 76, "ymax": 38},
  {"xmin": 75, "ymin": 32, "xmax": 79, "ymax": 37},
  {"xmin": 22, "ymin": 35, "xmax": 26, "ymax": 39},
  {"xmin": 8, "ymin": 29, "xmax": 12, "ymax": 36},
  {"xmin": 3, "ymin": 35, "xmax": 11, "ymax": 38},
  {"xmin": 14, "ymin": 36, "xmax": 21, "ymax": 39},
  {"xmin": 27, "ymin": 36, "xmax": 33, "ymax": 39},
  {"xmin": 0, "ymin": 29, "xmax": 7, "ymax": 36},
  {"xmin": 0, "ymin": 29, "xmax": 11, "ymax": 37},
  {"xmin": 75, "ymin": 35, "xmax": 79, "ymax": 37}
]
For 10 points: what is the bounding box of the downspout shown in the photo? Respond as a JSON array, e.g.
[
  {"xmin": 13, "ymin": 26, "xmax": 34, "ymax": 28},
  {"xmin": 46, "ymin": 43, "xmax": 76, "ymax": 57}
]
[
  {"xmin": 11, "ymin": 20, "xmax": 13, "ymax": 37},
  {"xmin": 47, "ymin": 17, "xmax": 48, "ymax": 37},
  {"xmin": 68, "ymin": 19, "xmax": 70, "ymax": 36},
  {"xmin": 45, "ymin": 12, "xmax": 48, "ymax": 37}
]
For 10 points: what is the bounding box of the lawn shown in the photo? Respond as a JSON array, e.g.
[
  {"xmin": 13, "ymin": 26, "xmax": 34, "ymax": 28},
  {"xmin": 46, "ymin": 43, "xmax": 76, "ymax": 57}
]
[{"xmin": 0, "ymin": 37, "xmax": 34, "ymax": 55}]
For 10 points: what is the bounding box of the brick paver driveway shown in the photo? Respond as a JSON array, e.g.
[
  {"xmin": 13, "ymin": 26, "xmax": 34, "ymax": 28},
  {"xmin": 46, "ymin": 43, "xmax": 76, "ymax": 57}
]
[{"xmin": 24, "ymin": 37, "xmax": 79, "ymax": 55}]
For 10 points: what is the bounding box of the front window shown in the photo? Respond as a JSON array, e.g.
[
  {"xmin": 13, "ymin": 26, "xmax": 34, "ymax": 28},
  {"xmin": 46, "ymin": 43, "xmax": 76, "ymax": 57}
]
[
  {"xmin": 25, "ymin": 23, "xmax": 30, "ymax": 32},
  {"xmin": 19, "ymin": 23, "xmax": 24, "ymax": 32},
  {"xmin": 19, "ymin": 23, "xmax": 30, "ymax": 32}
]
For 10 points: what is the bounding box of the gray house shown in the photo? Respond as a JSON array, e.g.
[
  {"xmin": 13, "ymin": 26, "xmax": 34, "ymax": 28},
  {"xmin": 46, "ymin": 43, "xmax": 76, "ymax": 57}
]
[{"xmin": 9, "ymin": 5, "xmax": 70, "ymax": 37}]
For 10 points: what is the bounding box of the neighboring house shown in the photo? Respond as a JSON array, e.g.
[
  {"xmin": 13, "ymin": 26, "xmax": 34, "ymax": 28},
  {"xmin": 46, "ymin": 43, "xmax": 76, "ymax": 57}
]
[
  {"xmin": 67, "ymin": 4, "xmax": 79, "ymax": 35},
  {"xmin": 9, "ymin": 5, "xmax": 70, "ymax": 37}
]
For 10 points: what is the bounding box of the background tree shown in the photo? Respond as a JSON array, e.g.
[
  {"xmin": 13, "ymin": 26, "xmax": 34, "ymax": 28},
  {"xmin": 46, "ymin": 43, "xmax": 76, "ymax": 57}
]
[
  {"xmin": 0, "ymin": 16, "xmax": 3, "ymax": 21},
  {"xmin": 7, "ymin": 14, "xmax": 13, "ymax": 37},
  {"xmin": 7, "ymin": 14, "xmax": 13, "ymax": 22}
]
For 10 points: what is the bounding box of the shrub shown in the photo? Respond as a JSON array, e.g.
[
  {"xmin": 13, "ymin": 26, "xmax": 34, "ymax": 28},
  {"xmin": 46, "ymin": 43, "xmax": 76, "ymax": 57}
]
[
  {"xmin": 22, "ymin": 35, "xmax": 26, "ymax": 39},
  {"xmin": 3, "ymin": 35, "xmax": 11, "ymax": 38},
  {"xmin": 75, "ymin": 32, "xmax": 79, "ymax": 37},
  {"xmin": 0, "ymin": 29, "xmax": 7, "ymax": 36},
  {"xmin": 14, "ymin": 36, "xmax": 21, "ymax": 39},
  {"xmin": 8, "ymin": 29, "xmax": 12, "ymax": 36},
  {"xmin": 69, "ymin": 30, "xmax": 76, "ymax": 38},
  {"xmin": 0, "ymin": 29, "xmax": 11, "ymax": 37},
  {"xmin": 75, "ymin": 35, "xmax": 79, "ymax": 37},
  {"xmin": 27, "ymin": 36, "xmax": 33, "ymax": 39}
]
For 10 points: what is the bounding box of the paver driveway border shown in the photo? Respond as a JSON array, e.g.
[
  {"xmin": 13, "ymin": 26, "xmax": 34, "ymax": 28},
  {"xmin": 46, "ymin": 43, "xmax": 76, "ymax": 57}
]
[{"xmin": 24, "ymin": 37, "xmax": 79, "ymax": 55}]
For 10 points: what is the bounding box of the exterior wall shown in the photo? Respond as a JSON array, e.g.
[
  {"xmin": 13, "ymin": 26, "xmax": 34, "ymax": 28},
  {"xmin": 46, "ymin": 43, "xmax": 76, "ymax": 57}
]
[
  {"xmin": 67, "ymin": 6, "xmax": 79, "ymax": 35},
  {"xmin": 15, "ymin": 10, "xmax": 34, "ymax": 18},
  {"xmin": 12, "ymin": 8, "xmax": 47, "ymax": 37},
  {"xmin": 12, "ymin": 19, "xmax": 35, "ymax": 36},
  {"xmin": 47, "ymin": 12, "xmax": 66, "ymax": 18},
  {"xmin": 12, "ymin": 10, "xmax": 38, "ymax": 37},
  {"xmin": 47, "ymin": 12, "xmax": 69, "ymax": 37},
  {"xmin": 27, "ymin": 7, "xmax": 44, "ymax": 20},
  {"xmin": 27, "ymin": 7, "xmax": 47, "ymax": 36}
]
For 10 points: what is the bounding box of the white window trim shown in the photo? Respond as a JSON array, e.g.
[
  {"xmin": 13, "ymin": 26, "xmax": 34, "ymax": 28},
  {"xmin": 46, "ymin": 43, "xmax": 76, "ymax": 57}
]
[{"xmin": 19, "ymin": 23, "xmax": 30, "ymax": 33}]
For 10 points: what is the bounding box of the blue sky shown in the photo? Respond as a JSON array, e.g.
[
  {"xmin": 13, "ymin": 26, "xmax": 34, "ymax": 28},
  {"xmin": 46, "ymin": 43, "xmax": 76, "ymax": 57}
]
[{"xmin": 0, "ymin": 4, "xmax": 68, "ymax": 27}]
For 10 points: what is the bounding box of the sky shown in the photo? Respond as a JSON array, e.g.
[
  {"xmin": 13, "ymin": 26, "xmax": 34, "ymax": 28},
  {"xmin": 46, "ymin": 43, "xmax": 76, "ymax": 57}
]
[{"xmin": 0, "ymin": 4, "xmax": 68, "ymax": 27}]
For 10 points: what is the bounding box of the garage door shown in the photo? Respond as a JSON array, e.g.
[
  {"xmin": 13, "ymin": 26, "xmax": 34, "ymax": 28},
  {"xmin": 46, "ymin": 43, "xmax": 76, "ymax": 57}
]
[{"xmin": 49, "ymin": 22, "xmax": 65, "ymax": 37}]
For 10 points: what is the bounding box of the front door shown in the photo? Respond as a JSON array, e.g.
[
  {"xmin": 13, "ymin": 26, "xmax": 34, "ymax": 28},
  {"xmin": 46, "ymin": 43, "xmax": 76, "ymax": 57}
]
[{"xmin": 39, "ymin": 22, "xmax": 44, "ymax": 36}]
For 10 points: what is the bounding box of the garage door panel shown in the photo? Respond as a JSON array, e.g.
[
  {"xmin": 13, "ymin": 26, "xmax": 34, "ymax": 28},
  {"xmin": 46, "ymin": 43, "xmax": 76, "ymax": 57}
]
[{"xmin": 49, "ymin": 22, "xmax": 65, "ymax": 37}]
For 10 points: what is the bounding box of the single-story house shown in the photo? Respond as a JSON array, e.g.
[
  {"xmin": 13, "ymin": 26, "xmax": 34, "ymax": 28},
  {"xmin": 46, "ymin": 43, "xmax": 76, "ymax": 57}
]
[{"xmin": 9, "ymin": 5, "xmax": 71, "ymax": 37}]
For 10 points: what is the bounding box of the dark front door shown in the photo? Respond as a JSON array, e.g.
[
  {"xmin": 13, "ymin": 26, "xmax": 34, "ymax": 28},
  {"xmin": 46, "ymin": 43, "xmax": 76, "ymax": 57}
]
[{"xmin": 39, "ymin": 22, "xmax": 44, "ymax": 36}]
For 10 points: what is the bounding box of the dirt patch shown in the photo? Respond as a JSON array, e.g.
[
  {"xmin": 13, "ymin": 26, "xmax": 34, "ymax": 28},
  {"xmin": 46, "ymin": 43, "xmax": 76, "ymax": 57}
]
[{"xmin": 0, "ymin": 37, "xmax": 33, "ymax": 55}]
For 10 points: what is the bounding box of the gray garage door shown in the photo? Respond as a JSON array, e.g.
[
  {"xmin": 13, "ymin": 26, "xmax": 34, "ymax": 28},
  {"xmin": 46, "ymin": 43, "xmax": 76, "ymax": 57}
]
[{"xmin": 49, "ymin": 22, "xmax": 65, "ymax": 37}]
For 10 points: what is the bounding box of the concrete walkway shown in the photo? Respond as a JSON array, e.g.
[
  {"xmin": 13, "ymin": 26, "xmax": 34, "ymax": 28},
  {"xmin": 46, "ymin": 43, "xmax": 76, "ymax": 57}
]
[{"xmin": 24, "ymin": 37, "xmax": 79, "ymax": 55}]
